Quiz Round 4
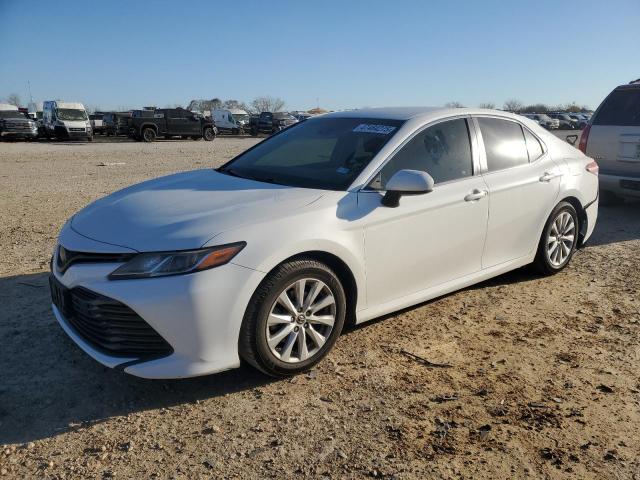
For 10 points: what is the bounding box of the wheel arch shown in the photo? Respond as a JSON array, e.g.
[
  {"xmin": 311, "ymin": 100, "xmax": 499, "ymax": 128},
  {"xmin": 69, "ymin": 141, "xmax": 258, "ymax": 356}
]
[
  {"xmin": 264, "ymin": 250, "xmax": 359, "ymax": 327},
  {"xmin": 140, "ymin": 122, "xmax": 158, "ymax": 133},
  {"xmin": 557, "ymin": 195, "xmax": 588, "ymax": 247}
]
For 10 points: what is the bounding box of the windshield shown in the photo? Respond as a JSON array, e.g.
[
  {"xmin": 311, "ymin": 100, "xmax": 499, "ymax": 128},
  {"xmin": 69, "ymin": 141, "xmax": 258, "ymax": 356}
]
[
  {"xmin": 0, "ymin": 111, "xmax": 24, "ymax": 119},
  {"xmin": 57, "ymin": 108, "xmax": 87, "ymax": 121},
  {"xmin": 232, "ymin": 113, "xmax": 249, "ymax": 122},
  {"xmin": 219, "ymin": 117, "xmax": 403, "ymax": 190}
]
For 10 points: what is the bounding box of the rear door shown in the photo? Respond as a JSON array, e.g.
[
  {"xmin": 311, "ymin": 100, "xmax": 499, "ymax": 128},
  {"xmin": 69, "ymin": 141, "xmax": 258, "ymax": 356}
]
[
  {"xmin": 475, "ymin": 116, "xmax": 562, "ymax": 268},
  {"xmin": 166, "ymin": 109, "xmax": 188, "ymax": 134},
  {"xmin": 587, "ymin": 86, "xmax": 640, "ymax": 181}
]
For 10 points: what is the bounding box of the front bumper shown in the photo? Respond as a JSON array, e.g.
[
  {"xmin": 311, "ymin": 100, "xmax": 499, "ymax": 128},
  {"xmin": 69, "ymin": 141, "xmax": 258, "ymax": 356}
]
[
  {"xmin": 51, "ymin": 232, "xmax": 266, "ymax": 378},
  {"xmin": 1, "ymin": 130, "xmax": 38, "ymax": 138},
  {"xmin": 600, "ymin": 173, "xmax": 640, "ymax": 199},
  {"xmin": 54, "ymin": 126, "xmax": 91, "ymax": 139}
]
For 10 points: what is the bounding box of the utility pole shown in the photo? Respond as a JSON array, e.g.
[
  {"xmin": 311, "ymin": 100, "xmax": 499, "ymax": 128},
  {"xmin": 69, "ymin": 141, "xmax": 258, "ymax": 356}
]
[{"xmin": 27, "ymin": 80, "xmax": 33, "ymax": 104}]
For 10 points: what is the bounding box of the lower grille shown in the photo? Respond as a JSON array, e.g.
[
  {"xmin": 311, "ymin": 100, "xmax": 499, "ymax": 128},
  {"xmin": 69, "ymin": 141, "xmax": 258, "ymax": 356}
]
[{"xmin": 50, "ymin": 275, "xmax": 173, "ymax": 358}]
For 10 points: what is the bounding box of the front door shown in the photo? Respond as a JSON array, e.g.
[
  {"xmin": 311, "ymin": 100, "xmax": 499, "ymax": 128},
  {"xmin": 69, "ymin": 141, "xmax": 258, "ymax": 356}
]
[{"xmin": 360, "ymin": 118, "xmax": 489, "ymax": 306}]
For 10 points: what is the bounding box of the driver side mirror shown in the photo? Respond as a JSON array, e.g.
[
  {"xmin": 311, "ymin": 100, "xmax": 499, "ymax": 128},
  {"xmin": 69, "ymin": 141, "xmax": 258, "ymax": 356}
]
[{"xmin": 381, "ymin": 169, "xmax": 434, "ymax": 208}]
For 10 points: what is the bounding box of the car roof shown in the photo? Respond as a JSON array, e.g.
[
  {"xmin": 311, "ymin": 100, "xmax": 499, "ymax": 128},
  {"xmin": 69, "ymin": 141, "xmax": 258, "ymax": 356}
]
[{"xmin": 322, "ymin": 106, "xmax": 524, "ymax": 122}]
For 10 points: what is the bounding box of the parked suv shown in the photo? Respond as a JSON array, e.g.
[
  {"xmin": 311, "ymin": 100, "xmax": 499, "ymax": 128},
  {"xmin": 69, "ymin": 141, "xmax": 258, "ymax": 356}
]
[
  {"xmin": 548, "ymin": 113, "xmax": 578, "ymax": 130},
  {"xmin": 104, "ymin": 112, "xmax": 130, "ymax": 136},
  {"xmin": 580, "ymin": 81, "xmax": 640, "ymax": 203},
  {"xmin": 129, "ymin": 108, "xmax": 217, "ymax": 142},
  {"xmin": 251, "ymin": 111, "xmax": 297, "ymax": 135},
  {"xmin": 523, "ymin": 113, "xmax": 560, "ymax": 130}
]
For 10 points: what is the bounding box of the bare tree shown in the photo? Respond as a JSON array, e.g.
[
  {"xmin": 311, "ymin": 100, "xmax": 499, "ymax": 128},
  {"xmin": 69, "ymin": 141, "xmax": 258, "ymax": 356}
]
[
  {"xmin": 251, "ymin": 96, "xmax": 285, "ymax": 113},
  {"xmin": 521, "ymin": 103, "xmax": 549, "ymax": 113},
  {"xmin": 503, "ymin": 99, "xmax": 523, "ymax": 112},
  {"xmin": 444, "ymin": 101, "xmax": 464, "ymax": 108},
  {"xmin": 479, "ymin": 102, "xmax": 495, "ymax": 109},
  {"xmin": 6, "ymin": 93, "xmax": 21, "ymax": 107},
  {"xmin": 223, "ymin": 99, "xmax": 249, "ymax": 111}
]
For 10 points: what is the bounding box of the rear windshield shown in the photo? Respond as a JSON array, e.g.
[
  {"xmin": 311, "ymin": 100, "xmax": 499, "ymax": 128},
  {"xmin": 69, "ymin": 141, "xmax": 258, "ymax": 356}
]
[
  {"xmin": 593, "ymin": 88, "xmax": 640, "ymax": 126},
  {"xmin": 219, "ymin": 117, "xmax": 404, "ymax": 190}
]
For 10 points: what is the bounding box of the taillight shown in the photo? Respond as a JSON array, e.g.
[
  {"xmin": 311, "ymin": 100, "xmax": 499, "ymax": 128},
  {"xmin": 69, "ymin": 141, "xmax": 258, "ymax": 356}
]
[
  {"xmin": 578, "ymin": 123, "xmax": 591, "ymax": 153},
  {"xmin": 585, "ymin": 159, "xmax": 599, "ymax": 175}
]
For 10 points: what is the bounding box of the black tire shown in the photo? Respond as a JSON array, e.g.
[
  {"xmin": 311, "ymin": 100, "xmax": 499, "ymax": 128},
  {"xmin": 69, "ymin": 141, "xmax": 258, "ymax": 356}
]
[
  {"xmin": 142, "ymin": 127, "xmax": 156, "ymax": 142},
  {"xmin": 87, "ymin": 135, "xmax": 93, "ymax": 142},
  {"xmin": 239, "ymin": 259, "xmax": 346, "ymax": 377},
  {"xmin": 203, "ymin": 127, "xmax": 215, "ymax": 141},
  {"xmin": 250, "ymin": 127, "xmax": 258, "ymax": 137},
  {"xmin": 599, "ymin": 189, "xmax": 624, "ymax": 206},
  {"xmin": 533, "ymin": 201, "xmax": 579, "ymax": 275}
]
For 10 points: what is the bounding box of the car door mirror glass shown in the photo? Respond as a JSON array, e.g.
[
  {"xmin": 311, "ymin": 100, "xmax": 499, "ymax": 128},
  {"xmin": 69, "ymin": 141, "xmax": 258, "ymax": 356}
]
[{"xmin": 381, "ymin": 169, "xmax": 434, "ymax": 208}]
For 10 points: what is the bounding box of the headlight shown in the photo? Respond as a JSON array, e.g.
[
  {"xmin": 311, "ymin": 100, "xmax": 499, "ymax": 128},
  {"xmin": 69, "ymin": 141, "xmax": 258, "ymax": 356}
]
[{"xmin": 109, "ymin": 242, "xmax": 246, "ymax": 280}]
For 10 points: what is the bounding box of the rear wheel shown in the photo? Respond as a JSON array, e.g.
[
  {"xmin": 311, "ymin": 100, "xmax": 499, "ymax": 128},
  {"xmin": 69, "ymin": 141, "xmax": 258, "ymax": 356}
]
[
  {"xmin": 533, "ymin": 201, "xmax": 579, "ymax": 275},
  {"xmin": 239, "ymin": 259, "xmax": 346, "ymax": 377},
  {"xmin": 142, "ymin": 127, "xmax": 156, "ymax": 142},
  {"xmin": 203, "ymin": 127, "xmax": 215, "ymax": 141}
]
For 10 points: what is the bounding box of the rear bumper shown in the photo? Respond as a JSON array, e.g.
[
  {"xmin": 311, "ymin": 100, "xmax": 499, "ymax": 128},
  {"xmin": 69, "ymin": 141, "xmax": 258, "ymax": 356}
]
[{"xmin": 600, "ymin": 173, "xmax": 640, "ymax": 199}]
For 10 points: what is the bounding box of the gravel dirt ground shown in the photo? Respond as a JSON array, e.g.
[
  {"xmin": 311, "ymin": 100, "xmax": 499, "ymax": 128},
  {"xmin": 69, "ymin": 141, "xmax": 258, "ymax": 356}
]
[{"xmin": 1, "ymin": 135, "xmax": 638, "ymax": 479}]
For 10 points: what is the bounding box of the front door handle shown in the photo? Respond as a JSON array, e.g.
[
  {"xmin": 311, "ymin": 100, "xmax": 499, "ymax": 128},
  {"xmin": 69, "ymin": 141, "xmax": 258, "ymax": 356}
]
[
  {"xmin": 464, "ymin": 189, "xmax": 488, "ymax": 202},
  {"xmin": 539, "ymin": 171, "xmax": 563, "ymax": 182}
]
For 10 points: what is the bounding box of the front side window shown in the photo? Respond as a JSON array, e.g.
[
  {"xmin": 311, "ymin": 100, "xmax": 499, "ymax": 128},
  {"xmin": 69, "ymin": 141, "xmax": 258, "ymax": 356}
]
[
  {"xmin": 371, "ymin": 118, "xmax": 473, "ymax": 189},
  {"xmin": 219, "ymin": 117, "xmax": 403, "ymax": 190},
  {"xmin": 56, "ymin": 109, "xmax": 88, "ymax": 121},
  {"xmin": 478, "ymin": 117, "xmax": 528, "ymax": 172}
]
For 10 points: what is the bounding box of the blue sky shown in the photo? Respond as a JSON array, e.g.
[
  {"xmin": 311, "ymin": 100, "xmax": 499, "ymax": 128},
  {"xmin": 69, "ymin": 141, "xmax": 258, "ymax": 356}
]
[{"xmin": 0, "ymin": 0, "xmax": 638, "ymax": 111}]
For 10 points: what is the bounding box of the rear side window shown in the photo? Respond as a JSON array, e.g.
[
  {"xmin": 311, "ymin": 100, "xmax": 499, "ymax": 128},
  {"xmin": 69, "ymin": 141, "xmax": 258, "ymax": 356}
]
[
  {"xmin": 478, "ymin": 118, "xmax": 529, "ymax": 172},
  {"xmin": 523, "ymin": 128, "xmax": 544, "ymax": 161},
  {"xmin": 592, "ymin": 88, "xmax": 640, "ymax": 126}
]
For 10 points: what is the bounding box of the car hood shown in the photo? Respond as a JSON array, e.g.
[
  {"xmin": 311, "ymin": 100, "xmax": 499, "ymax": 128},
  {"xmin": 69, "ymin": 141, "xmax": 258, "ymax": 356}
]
[{"xmin": 71, "ymin": 169, "xmax": 325, "ymax": 251}]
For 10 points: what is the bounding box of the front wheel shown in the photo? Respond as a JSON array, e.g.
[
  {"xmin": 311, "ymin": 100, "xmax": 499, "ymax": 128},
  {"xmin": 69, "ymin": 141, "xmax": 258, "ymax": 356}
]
[
  {"xmin": 533, "ymin": 201, "xmax": 579, "ymax": 275},
  {"xmin": 239, "ymin": 259, "xmax": 346, "ymax": 377},
  {"xmin": 203, "ymin": 127, "xmax": 215, "ymax": 141}
]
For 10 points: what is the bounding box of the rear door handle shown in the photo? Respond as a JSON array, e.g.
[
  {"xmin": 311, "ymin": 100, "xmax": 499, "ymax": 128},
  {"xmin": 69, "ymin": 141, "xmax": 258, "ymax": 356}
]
[
  {"xmin": 539, "ymin": 171, "xmax": 562, "ymax": 182},
  {"xmin": 464, "ymin": 189, "xmax": 488, "ymax": 202}
]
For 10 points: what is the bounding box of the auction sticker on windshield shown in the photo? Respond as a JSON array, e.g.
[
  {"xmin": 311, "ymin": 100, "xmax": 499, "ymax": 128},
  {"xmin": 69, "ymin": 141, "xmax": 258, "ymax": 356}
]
[{"xmin": 353, "ymin": 124, "xmax": 397, "ymax": 135}]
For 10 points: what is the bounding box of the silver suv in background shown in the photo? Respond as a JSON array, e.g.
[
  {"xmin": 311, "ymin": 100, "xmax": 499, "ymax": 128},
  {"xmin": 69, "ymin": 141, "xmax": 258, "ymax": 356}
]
[{"xmin": 580, "ymin": 80, "xmax": 640, "ymax": 203}]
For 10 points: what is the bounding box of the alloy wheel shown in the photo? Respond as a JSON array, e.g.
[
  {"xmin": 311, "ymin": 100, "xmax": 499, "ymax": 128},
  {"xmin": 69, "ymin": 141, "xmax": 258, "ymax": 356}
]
[
  {"xmin": 546, "ymin": 211, "xmax": 576, "ymax": 267},
  {"xmin": 266, "ymin": 278, "xmax": 336, "ymax": 363}
]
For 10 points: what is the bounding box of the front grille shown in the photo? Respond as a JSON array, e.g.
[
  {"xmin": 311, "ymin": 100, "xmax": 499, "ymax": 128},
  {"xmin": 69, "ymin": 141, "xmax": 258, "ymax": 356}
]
[
  {"xmin": 5, "ymin": 123, "xmax": 34, "ymax": 131},
  {"xmin": 50, "ymin": 275, "xmax": 173, "ymax": 358},
  {"xmin": 56, "ymin": 245, "xmax": 134, "ymax": 273},
  {"xmin": 69, "ymin": 127, "xmax": 86, "ymax": 132}
]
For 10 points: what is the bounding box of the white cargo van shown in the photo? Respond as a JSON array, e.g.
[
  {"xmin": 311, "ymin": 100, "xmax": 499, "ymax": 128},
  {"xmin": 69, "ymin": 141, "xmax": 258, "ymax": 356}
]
[
  {"xmin": 43, "ymin": 101, "xmax": 93, "ymax": 141},
  {"xmin": 212, "ymin": 109, "xmax": 245, "ymax": 134}
]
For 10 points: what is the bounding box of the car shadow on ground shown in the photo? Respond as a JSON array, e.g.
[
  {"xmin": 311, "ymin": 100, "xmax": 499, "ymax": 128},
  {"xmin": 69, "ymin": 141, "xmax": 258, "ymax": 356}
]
[
  {"xmin": 0, "ymin": 272, "xmax": 274, "ymax": 445},
  {"xmin": 2, "ymin": 201, "xmax": 637, "ymax": 445}
]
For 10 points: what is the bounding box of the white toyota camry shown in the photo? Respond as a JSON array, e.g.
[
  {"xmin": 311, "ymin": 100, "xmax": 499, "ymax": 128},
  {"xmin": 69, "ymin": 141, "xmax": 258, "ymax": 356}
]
[{"xmin": 50, "ymin": 107, "xmax": 599, "ymax": 378}]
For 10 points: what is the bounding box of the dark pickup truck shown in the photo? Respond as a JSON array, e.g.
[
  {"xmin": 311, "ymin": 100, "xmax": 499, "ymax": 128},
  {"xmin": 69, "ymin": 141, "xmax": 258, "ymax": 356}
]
[
  {"xmin": 128, "ymin": 108, "xmax": 217, "ymax": 142},
  {"xmin": 250, "ymin": 111, "xmax": 298, "ymax": 136}
]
